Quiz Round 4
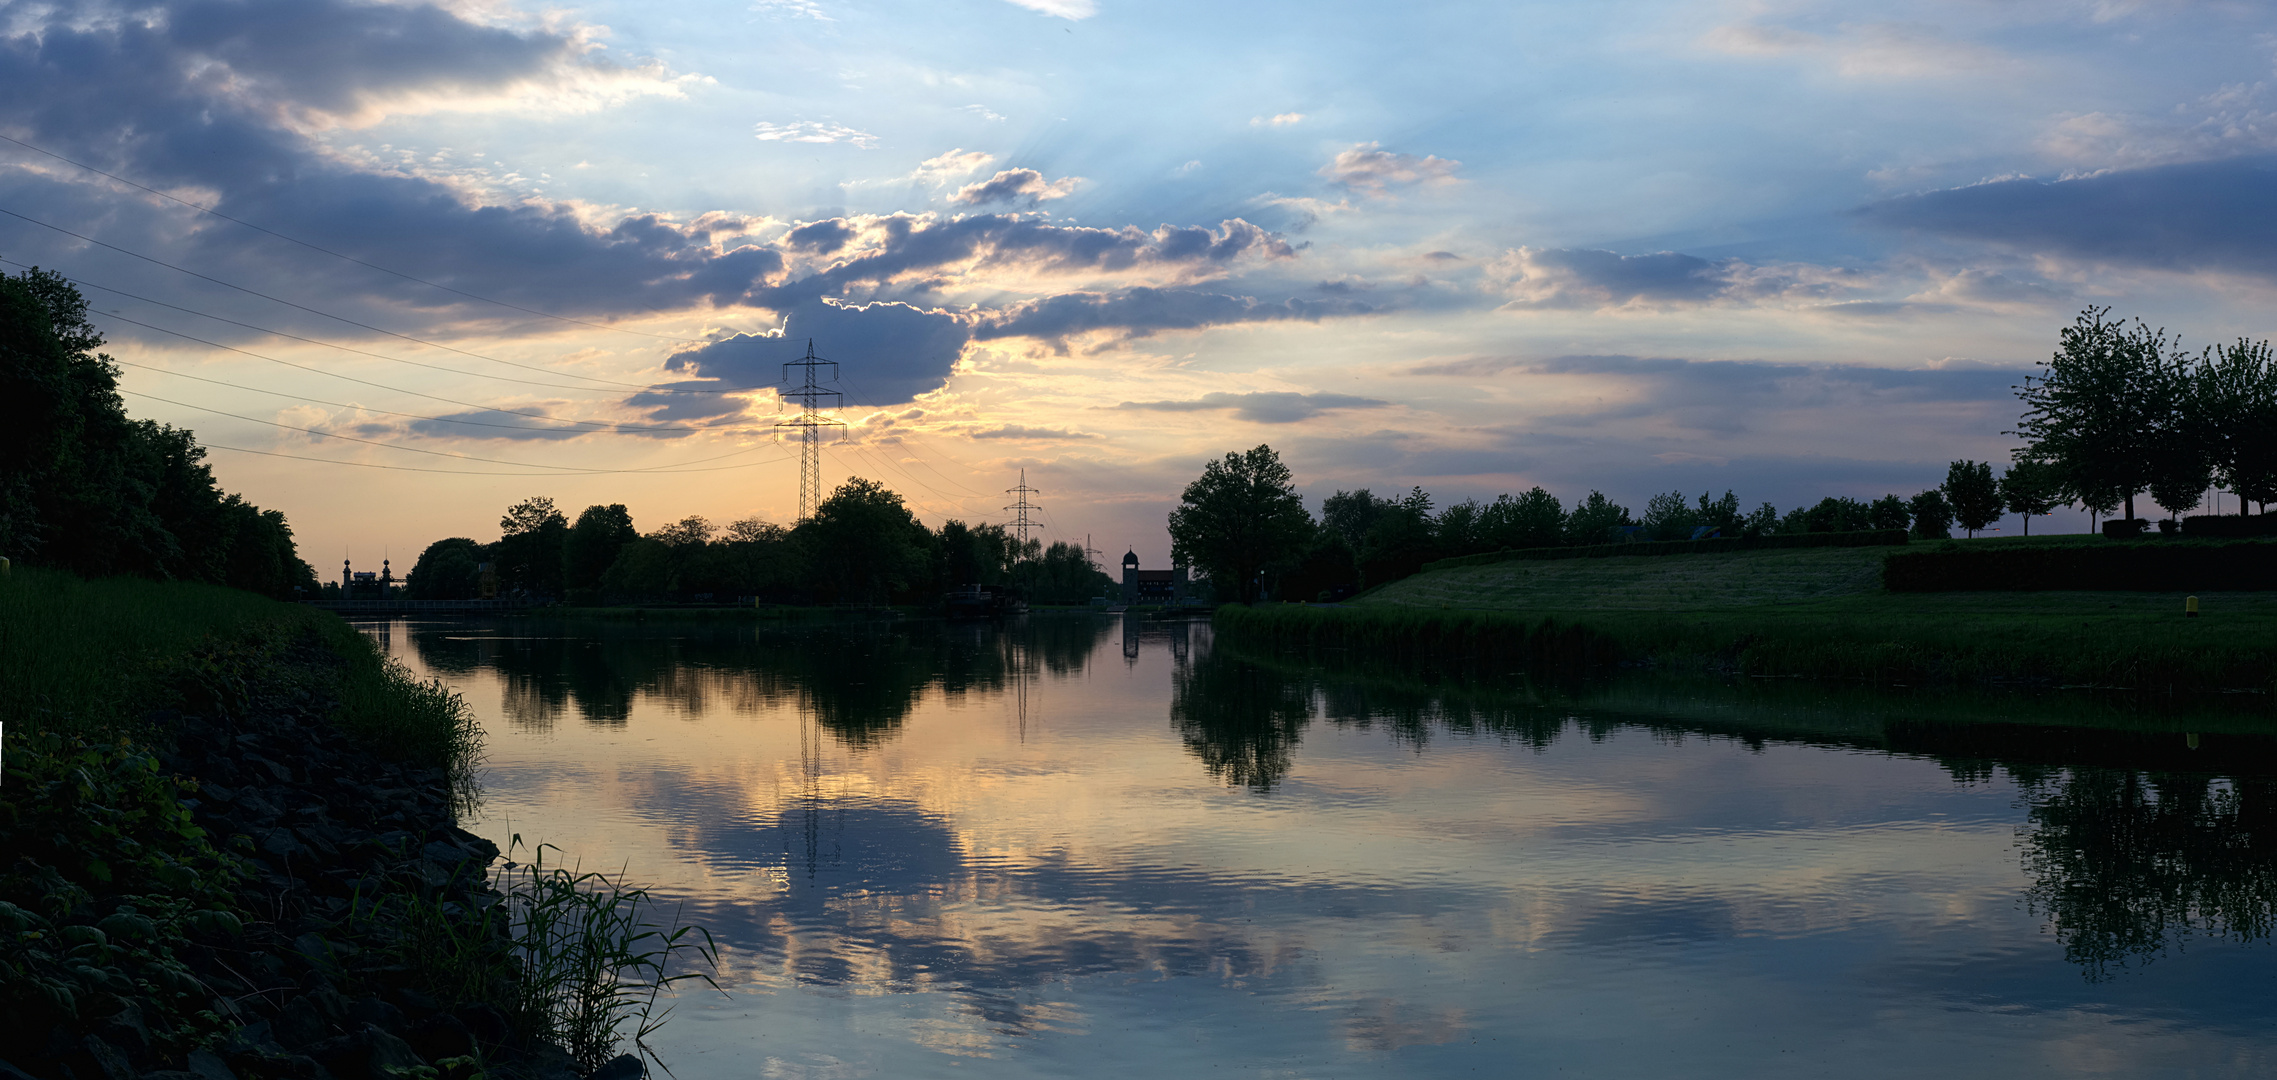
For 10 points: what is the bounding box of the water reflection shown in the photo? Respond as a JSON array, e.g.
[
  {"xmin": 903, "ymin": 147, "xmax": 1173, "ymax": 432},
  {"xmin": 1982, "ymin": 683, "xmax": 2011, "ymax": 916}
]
[{"xmin": 370, "ymin": 613, "xmax": 2277, "ymax": 1073}]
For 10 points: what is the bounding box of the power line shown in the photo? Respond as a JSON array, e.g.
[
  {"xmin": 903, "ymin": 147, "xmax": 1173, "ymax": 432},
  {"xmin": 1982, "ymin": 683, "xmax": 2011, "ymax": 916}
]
[
  {"xmin": 204, "ymin": 441, "xmax": 795, "ymax": 477},
  {"xmin": 777, "ymin": 339, "xmax": 843, "ymax": 519},
  {"xmin": 115, "ymin": 357, "xmax": 709, "ymax": 436},
  {"xmin": 0, "ymin": 131, "xmax": 695, "ymax": 341},
  {"xmin": 86, "ymin": 308, "xmax": 715, "ymax": 431},
  {"xmin": 1005, "ymin": 470, "xmax": 1042, "ymax": 547},
  {"xmin": 0, "ymin": 204, "xmax": 770, "ymax": 394},
  {"xmin": 25, "ymin": 261, "xmax": 678, "ymax": 397},
  {"xmin": 122, "ymin": 388, "xmax": 778, "ymax": 474}
]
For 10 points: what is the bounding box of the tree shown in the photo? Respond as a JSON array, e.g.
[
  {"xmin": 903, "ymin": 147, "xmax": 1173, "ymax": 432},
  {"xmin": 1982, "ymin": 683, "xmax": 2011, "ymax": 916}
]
[
  {"xmin": 1641, "ymin": 490, "xmax": 1696, "ymax": 540},
  {"xmin": 2197, "ymin": 338, "xmax": 2277, "ymax": 514},
  {"xmin": 1868, "ymin": 495, "xmax": 1912, "ymax": 533},
  {"xmin": 1167, "ymin": 445, "xmax": 1313, "ymax": 605},
  {"xmin": 1944, "ymin": 460, "xmax": 2003, "ymax": 538},
  {"xmin": 1909, "ymin": 489, "xmax": 1954, "ymax": 540},
  {"xmin": 495, "ymin": 496, "xmax": 568, "ymax": 597},
  {"xmin": 407, "ymin": 538, "xmax": 487, "ymax": 600},
  {"xmin": 1695, "ymin": 490, "xmax": 1741, "ymax": 536},
  {"xmin": 564, "ymin": 504, "xmax": 638, "ymax": 591},
  {"xmin": 1478, "ymin": 487, "xmax": 1564, "ymax": 549},
  {"xmin": 2012, "ymin": 308, "xmax": 2169, "ymax": 525},
  {"xmin": 1320, "ymin": 489, "xmax": 1392, "ymax": 551},
  {"xmin": 2144, "ymin": 344, "xmax": 2213, "ymax": 520},
  {"xmin": 798, "ymin": 477, "xmax": 930, "ymax": 604},
  {"xmin": 1356, "ymin": 486, "xmax": 1436, "ymax": 587},
  {"xmin": 1741, "ymin": 502, "xmax": 1781, "ymax": 537},
  {"xmin": 652, "ymin": 515, "xmax": 714, "ymax": 548},
  {"xmin": 1999, "ymin": 459, "xmax": 2066, "ymax": 536},
  {"xmin": 1434, "ymin": 499, "xmax": 1485, "ymax": 557},
  {"xmin": 1564, "ymin": 491, "xmax": 1630, "ymax": 544}
]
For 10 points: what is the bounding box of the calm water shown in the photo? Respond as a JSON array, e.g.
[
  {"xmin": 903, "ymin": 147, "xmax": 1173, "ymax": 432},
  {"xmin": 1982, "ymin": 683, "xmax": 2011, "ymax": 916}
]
[{"xmin": 358, "ymin": 615, "xmax": 2277, "ymax": 1079}]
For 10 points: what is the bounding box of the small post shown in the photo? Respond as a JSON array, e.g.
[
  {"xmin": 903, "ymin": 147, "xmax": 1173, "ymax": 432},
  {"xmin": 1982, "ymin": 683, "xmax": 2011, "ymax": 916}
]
[
  {"xmin": 0, "ymin": 555, "xmax": 10, "ymax": 577},
  {"xmin": 2186, "ymin": 595, "xmax": 2200, "ymax": 618},
  {"xmin": 2187, "ymin": 732, "xmax": 2201, "ymax": 751}
]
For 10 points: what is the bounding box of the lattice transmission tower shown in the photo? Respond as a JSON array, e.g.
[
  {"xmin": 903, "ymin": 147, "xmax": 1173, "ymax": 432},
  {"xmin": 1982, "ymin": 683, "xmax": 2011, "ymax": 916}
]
[
  {"xmin": 1005, "ymin": 470, "xmax": 1043, "ymax": 552},
  {"xmin": 777, "ymin": 339, "xmax": 844, "ymax": 521}
]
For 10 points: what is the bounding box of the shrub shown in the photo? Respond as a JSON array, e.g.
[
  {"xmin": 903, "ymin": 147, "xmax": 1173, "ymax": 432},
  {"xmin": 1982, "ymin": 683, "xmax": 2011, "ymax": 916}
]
[{"xmin": 1884, "ymin": 539, "xmax": 2277, "ymax": 592}]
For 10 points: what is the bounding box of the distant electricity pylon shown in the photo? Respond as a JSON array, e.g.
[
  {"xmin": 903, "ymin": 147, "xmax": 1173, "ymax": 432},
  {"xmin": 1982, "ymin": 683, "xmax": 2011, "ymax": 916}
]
[
  {"xmin": 1005, "ymin": 470, "xmax": 1043, "ymax": 550},
  {"xmin": 778, "ymin": 339, "xmax": 843, "ymax": 521}
]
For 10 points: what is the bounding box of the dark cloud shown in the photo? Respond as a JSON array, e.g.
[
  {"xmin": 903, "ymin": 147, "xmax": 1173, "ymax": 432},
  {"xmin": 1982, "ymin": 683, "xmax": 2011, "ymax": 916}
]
[
  {"xmin": 621, "ymin": 380, "xmax": 760, "ymax": 425},
  {"xmin": 0, "ymin": 1, "xmax": 1310, "ymax": 406},
  {"xmin": 967, "ymin": 424, "xmax": 1098, "ymax": 440},
  {"xmin": 663, "ymin": 299, "xmax": 969, "ymax": 405},
  {"xmin": 1856, "ymin": 157, "xmax": 2277, "ymax": 277},
  {"xmin": 404, "ymin": 409, "xmax": 611, "ymax": 442},
  {"xmin": 947, "ymin": 168, "xmax": 1079, "ymax": 207},
  {"xmin": 972, "ymin": 287, "xmax": 1371, "ymax": 342},
  {"xmin": 1117, "ymin": 391, "xmax": 1392, "ymax": 424},
  {"xmin": 1494, "ymin": 248, "xmax": 1860, "ymax": 310}
]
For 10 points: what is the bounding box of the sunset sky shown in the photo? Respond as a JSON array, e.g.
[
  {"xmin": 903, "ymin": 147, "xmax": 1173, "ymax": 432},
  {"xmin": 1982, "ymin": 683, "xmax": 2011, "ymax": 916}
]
[{"xmin": 5, "ymin": 0, "xmax": 2274, "ymax": 567}]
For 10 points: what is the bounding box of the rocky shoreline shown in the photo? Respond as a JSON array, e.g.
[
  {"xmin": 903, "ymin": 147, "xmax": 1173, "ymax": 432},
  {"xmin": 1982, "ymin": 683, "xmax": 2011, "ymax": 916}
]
[{"xmin": 0, "ymin": 640, "xmax": 640, "ymax": 1080}]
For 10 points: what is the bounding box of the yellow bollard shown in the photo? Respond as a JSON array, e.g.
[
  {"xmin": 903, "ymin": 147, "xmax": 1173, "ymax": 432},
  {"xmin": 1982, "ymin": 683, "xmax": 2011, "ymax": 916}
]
[
  {"xmin": 2188, "ymin": 732, "xmax": 2201, "ymax": 750},
  {"xmin": 2186, "ymin": 595, "xmax": 2200, "ymax": 618},
  {"xmin": 0, "ymin": 555, "xmax": 9, "ymax": 578}
]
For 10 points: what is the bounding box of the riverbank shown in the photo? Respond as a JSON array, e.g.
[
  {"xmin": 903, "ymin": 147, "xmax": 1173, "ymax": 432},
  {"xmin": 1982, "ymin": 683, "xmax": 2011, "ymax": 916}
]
[
  {"xmin": 1224, "ymin": 545, "xmax": 2277, "ymax": 692},
  {"xmin": 0, "ymin": 569, "xmax": 701, "ymax": 1080}
]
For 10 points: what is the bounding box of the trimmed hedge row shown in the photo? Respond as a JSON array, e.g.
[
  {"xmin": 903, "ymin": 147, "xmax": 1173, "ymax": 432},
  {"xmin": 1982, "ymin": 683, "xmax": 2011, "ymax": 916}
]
[
  {"xmin": 1422, "ymin": 529, "xmax": 1909, "ymax": 573},
  {"xmin": 1884, "ymin": 539, "xmax": 2277, "ymax": 592},
  {"xmin": 2183, "ymin": 514, "xmax": 2277, "ymax": 539}
]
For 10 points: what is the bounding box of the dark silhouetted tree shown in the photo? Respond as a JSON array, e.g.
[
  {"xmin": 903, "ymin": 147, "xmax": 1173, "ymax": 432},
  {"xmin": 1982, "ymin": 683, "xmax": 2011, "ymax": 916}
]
[
  {"xmin": 1944, "ymin": 460, "xmax": 2003, "ymax": 537},
  {"xmin": 1168, "ymin": 445, "xmax": 1313, "ymax": 605},
  {"xmin": 1564, "ymin": 491, "xmax": 1630, "ymax": 544},
  {"xmin": 2013, "ymin": 308, "xmax": 2168, "ymax": 525},
  {"xmin": 1868, "ymin": 494, "xmax": 1913, "ymax": 533},
  {"xmin": 496, "ymin": 496, "xmax": 568, "ymax": 597},
  {"xmin": 1909, "ymin": 489, "xmax": 1953, "ymax": 540},
  {"xmin": 407, "ymin": 538, "xmax": 487, "ymax": 600},
  {"xmin": 799, "ymin": 477, "xmax": 930, "ymax": 604},
  {"xmin": 563, "ymin": 504, "xmax": 637, "ymax": 591},
  {"xmin": 1478, "ymin": 487, "xmax": 1564, "ymax": 549},
  {"xmin": 1999, "ymin": 459, "xmax": 2066, "ymax": 536}
]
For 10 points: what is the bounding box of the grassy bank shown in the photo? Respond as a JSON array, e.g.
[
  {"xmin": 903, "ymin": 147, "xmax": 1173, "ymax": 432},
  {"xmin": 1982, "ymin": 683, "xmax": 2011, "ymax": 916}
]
[{"xmin": 1226, "ymin": 542, "xmax": 2277, "ymax": 691}]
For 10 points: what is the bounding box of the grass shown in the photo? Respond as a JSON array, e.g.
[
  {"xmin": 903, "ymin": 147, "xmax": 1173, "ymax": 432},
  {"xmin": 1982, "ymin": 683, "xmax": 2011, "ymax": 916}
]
[
  {"xmin": 1229, "ymin": 542, "xmax": 2277, "ymax": 692},
  {"xmin": 373, "ymin": 841, "xmax": 719, "ymax": 1075}
]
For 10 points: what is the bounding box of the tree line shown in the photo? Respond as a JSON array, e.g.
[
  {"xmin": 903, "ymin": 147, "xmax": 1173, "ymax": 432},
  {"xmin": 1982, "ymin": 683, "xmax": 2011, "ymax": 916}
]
[
  {"xmin": 1167, "ymin": 445, "xmax": 2044, "ymax": 602},
  {"xmin": 0, "ymin": 269, "xmax": 318, "ymax": 596},
  {"xmin": 403, "ymin": 477, "xmax": 1115, "ymax": 606},
  {"xmin": 2012, "ymin": 307, "xmax": 2277, "ymax": 530}
]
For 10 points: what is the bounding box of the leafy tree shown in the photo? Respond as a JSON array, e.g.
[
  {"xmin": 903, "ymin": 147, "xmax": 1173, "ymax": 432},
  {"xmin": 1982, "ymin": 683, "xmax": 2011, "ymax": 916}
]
[
  {"xmin": 1357, "ymin": 486, "xmax": 1437, "ymax": 587},
  {"xmin": 1999, "ymin": 459, "xmax": 2066, "ymax": 536},
  {"xmin": 652, "ymin": 515, "xmax": 714, "ymax": 548},
  {"xmin": 1012, "ymin": 540, "xmax": 1118, "ymax": 604},
  {"xmin": 798, "ymin": 477, "xmax": 930, "ymax": 604},
  {"xmin": 1279, "ymin": 531, "xmax": 1359, "ymax": 601},
  {"xmin": 1641, "ymin": 490, "xmax": 1695, "ymax": 540},
  {"xmin": 724, "ymin": 516, "xmax": 787, "ymax": 545},
  {"xmin": 1478, "ymin": 487, "xmax": 1565, "ymax": 549},
  {"xmin": 407, "ymin": 538, "xmax": 488, "ymax": 600},
  {"xmin": 0, "ymin": 267, "xmax": 315, "ymax": 594},
  {"xmin": 563, "ymin": 504, "xmax": 638, "ymax": 591},
  {"xmin": 1741, "ymin": 502, "xmax": 1781, "ymax": 537},
  {"xmin": 2198, "ymin": 338, "xmax": 2277, "ymax": 513},
  {"xmin": 1168, "ymin": 445, "xmax": 1314, "ymax": 605},
  {"xmin": 2144, "ymin": 345, "xmax": 2213, "ymax": 520},
  {"xmin": 496, "ymin": 496, "xmax": 568, "ymax": 597},
  {"xmin": 1319, "ymin": 489, "xmax": 1392, "ymax": 551},
  {"xmin": 1695, "ymin": 490, "xmax": 1741, "ymax": 536},
  {"xmin": 1868, "ymin": 495, "xmax": 1913, "ymax": 533},
  {"xmin": 1434, "ymin": 498, "xmax": 1485, "ymax": 556},
  {"xmin": 2013, "ymin": 308, "xmax": 2169, "ymax": 525},
  {"xmin": 1909, "ymin": 489, "xmax": 1954, "ymax": 540},
  {"xmin": 1785, "ymin": 497, "xmax": 1871, "ymax": 533},
  {"xmin": 1563, "ymin": 491, "xmax": 1630, "ymax": 544},
  {"xmin": 1944, "ymin": 460, "xmax": 2003, "ymax": 537}
]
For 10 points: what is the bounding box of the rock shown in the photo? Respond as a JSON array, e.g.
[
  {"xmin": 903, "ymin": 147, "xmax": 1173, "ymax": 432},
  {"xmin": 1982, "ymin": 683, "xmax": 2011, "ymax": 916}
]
[
  {"xmin": 588, "ymin": 1053, "xmax": 646, "ymax": 1080},
  {"xmin": 74, "ymin": 1036, "xmax": 137, "ymax": 1080},
  {"xmin": 261, "ymin": 828, "xmax": 310, "ymax": 859},
  {"xmin": 184, "ymin": 1050, "xmax": 238, "ymax": 1080},
  {"xmin": 95, "ymin": 1000, "xmax": 151, "ymax": 1057},
  {"xmin": 345, "ymin": 997, "xmax": 406, "ymax": 1034},
  {"xmin": 450, "ymin": 1004, "xmax": 510, "ymax": 1051},
  {"xmin": 0, "ymin": 1058, "xmax": 42, "ymax": 1080},
  {"xmin": 272, "ymin": 996, "xmax": 334, "ymax": 1051},
  {"xmin": 307, "ymin": 1026, "xmax": 426, "ymax": 1080},
  {"xmin": 521, "ymin": 1042, "xmax": 578, "ymax": 1080},
  {"xmin": 403, "ymin": 1014, "xmax": 473, "ymax": 1063}
]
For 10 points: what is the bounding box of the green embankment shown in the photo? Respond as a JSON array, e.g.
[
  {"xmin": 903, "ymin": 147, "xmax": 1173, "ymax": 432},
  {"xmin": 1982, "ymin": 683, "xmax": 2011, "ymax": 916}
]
[{"xmin": 1225, "ymin": 542, "xmax": 2277, "ymax": 691}]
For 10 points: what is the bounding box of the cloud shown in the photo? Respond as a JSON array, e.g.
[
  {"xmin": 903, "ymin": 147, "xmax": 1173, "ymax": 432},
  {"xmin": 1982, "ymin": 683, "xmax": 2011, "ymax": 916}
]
[
  {"xmin": 1856, "ymin": 157, "xmax": 2277, "ymax": 278},
  {"xmin": 1117, "ymin": 391, "xmax": 1392, "ymax": 424},
  {"xmin": 663, "ymin": 299, "xmax": 970, "ymax": 405},
  {"xmin": 1001, "ymin": 0, "xmax": 1096, "ymax": 18},
  {"xmin": 971, "ymin": 287, "xmax": 1371, "ymax": 342},
  {"xmin": 961, "ymin": 103, "xmax": 1008, "ymax": 122},
  {"xmin": 907, "ymin": 149, "xmax": 995, "ymax": 186},
  {"xmin": 1699, "ymin": 21, "xmax": 2015, "ymax": 80},
  {"xmin": 948, "ymin": 168, "xmax": 1082, "ymax": 207},
  {"xmin": 2036, "ymin": 83, "xmax": 2277, "ymax": 171},
  {"xmin": 1320, "ymin": 143, "xmax": 1461, "ymax": 194},
  {"xmin": 404, "ymin": 409, "xmax": 618, "ymax": 442},
  {"xmin": 750, "ymin": 0, "xmax": 832, "ymax": 19},
  {"xmin": 1251, "ymin": 113, "xmax": 1305, "ymax": 127},
  {"xmin": 1488, "ymin": 248, "xmax": 1863, "ymax": 310},
  {"xmin": 754, "ymin": 120, "xmax": 879, "ymax": 148},
  {"xmin": 967, "ymin": 424, "xmax": 1100, "ymax": 440}
]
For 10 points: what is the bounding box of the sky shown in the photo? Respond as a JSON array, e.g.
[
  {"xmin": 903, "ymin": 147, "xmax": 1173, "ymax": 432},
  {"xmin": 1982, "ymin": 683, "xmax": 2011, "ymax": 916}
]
[{"xmin": 4, "ymin": 0, "xmax": 2275, "ymax": 569}]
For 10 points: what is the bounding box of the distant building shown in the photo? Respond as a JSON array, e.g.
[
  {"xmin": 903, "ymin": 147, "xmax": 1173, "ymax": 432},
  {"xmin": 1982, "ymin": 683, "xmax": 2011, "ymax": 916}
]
[
  {"xmin": 341, "ymin": 557, "xmax": 397, "ymax": 600},
  {"xmin": 1120, "ymin": 549, "xmax": 1190, "ymax": 606}
]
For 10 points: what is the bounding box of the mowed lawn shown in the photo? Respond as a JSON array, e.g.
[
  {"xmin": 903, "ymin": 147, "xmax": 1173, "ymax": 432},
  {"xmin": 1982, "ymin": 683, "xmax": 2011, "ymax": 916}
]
[{"xmin": 1355, "ymin": 544, "xmax": 2277, "ymax": 622}]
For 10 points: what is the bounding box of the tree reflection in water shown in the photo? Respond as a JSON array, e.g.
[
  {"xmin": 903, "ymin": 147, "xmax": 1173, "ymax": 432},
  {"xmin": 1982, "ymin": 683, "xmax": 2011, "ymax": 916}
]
[
  {"xmin": 2018, "ymin": 768, "xmax": 2277, "ymax": 981},
  {"xmin": 408, "ymin": 615, "xmax": 1111, "ymax": 745}
]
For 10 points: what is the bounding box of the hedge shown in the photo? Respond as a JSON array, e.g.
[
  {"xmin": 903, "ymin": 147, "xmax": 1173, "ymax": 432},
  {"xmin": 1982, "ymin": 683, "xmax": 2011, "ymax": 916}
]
[
  {"xmin": 1421, "ymin": 529, "xmax": 1909, "ymax": 573},
  {"xmin": 1884, "ymin": 539, "xmax": 2277, "ymax": 592},
  {"xmin": 2182, "ymin": 514, "xmax": 2277, "ymax": 539}
]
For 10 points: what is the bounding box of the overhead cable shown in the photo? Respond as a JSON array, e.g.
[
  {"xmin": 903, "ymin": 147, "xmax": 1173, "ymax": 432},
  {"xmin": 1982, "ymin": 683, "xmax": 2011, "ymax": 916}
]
[
  {"xmin": 0, "ymin": 203, "xmax": 767, "ymax": 395},
  {"xmin": 0, "ymin": 131, "xmax": 696, "ymax": 341}
]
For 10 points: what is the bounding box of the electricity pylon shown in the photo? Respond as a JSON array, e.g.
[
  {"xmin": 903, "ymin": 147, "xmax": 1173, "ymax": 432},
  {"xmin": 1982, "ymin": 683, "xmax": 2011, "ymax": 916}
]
[
  {"xmin": 778, "ymin": 339, "xmax": 843, "ymax": 521},
  {"xmin": 1005, "ymin": 470, "xmax": 1042, "ymax": 550}
]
